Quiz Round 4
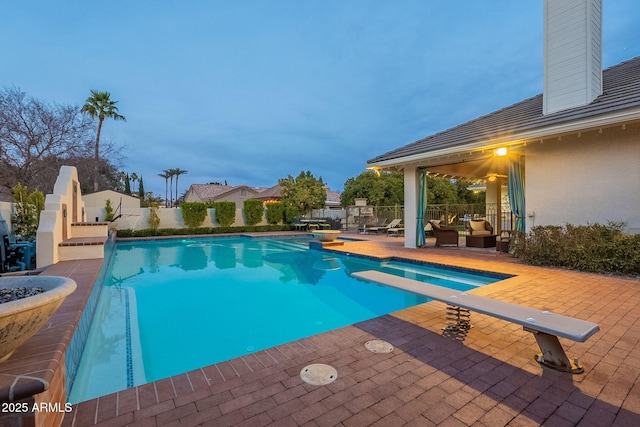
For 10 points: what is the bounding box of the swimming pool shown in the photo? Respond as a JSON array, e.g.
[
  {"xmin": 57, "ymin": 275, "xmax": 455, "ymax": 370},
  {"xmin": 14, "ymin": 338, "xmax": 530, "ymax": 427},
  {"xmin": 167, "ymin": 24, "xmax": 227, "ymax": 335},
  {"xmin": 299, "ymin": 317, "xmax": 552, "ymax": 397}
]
[{"xmin": 68, "ymin": 235, "xmax": 504, "ymax": 403}]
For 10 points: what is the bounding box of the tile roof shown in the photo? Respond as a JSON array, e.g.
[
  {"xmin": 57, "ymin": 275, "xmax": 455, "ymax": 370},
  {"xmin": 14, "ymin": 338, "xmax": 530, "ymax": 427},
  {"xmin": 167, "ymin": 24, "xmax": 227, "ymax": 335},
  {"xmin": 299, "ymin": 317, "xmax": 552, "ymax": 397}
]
[
  {"xmin": 368, "ymin": 55, "xmax": 640, "ymax": 165},
  {"xmin": 254, "ymin": 184, "xmax": 283, "ymax": 200},
  {"xmin": 188, "ymin": 184, "xmax": 238, "ymax": 200}
]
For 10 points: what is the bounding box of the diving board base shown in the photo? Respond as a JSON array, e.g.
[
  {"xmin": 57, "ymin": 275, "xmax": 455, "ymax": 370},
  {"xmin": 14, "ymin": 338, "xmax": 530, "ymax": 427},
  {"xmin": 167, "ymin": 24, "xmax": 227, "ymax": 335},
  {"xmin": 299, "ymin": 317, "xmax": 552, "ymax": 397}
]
[{"xmin": 525, "ymin": 328, "xmax": 584, "ymax": 374}]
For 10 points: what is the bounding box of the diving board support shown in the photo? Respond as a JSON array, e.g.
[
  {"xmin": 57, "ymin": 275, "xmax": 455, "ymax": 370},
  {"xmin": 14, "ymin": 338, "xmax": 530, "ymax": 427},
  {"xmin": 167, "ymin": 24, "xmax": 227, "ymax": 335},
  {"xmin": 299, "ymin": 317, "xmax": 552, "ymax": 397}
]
[
  {"xmin": 351, "ymin": 270, "xmax": 600, "ymax": 374},
  {"xmin": 525, "ymin": 328, "xmax": 584, "ymax": 374}
]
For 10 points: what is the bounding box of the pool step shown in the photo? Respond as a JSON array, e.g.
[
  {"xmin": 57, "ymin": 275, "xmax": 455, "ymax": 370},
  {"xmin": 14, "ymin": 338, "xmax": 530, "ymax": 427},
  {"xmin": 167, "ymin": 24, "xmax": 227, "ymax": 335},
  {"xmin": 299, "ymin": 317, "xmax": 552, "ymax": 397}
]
[{"xmin": 58, "ymin": 223, "xmax": 109, "ymax": 261}]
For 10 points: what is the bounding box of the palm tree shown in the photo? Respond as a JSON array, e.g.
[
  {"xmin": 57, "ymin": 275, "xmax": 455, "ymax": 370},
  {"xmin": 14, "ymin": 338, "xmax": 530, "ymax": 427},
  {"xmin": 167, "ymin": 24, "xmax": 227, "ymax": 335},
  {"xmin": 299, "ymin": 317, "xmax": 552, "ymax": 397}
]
[
  {"xmin": 130, "ymin": 172, "xmax": 139, "ymax": 193},
  {"xmin": 82, "ymin": 91, "xmax": 126, "ymax": 192},
  {"xmin": 158, "ymin": 172, "xmax": 170, "ymax": 207},
  {"xmin": 172, "ymin": 168, "xmax": 188, "ymax": 207},
  {"xmin": 164, "ymin": 169, "xmax": 175, "ymax": 207}
]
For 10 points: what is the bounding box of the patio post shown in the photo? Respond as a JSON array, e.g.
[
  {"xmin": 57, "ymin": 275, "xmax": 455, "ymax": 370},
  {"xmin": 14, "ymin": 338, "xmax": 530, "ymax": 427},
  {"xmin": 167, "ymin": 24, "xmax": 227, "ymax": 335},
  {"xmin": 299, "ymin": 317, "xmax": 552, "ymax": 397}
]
[{"xmin": 403, "ymin": 166, "xmax": 418, "ymax": 248}]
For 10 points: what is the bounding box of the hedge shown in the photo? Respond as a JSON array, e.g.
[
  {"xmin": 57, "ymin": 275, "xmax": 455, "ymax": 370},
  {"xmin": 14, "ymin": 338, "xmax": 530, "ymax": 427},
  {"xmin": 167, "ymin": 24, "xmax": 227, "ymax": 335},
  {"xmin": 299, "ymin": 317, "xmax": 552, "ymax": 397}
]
[
  {"xmin": 212, "ymin": 201, "xmax": 236, "ymax": 227},
  {"xmin": 243, "ymin": 199, "xmax": 264, "ymax": 226},
  {"xmin": 511, "ymin": 222, "xmax": 640, "ymax": 276},
  {"xmin": 180, "ymin": 202, "xmax": 208, "ymax": 228}
]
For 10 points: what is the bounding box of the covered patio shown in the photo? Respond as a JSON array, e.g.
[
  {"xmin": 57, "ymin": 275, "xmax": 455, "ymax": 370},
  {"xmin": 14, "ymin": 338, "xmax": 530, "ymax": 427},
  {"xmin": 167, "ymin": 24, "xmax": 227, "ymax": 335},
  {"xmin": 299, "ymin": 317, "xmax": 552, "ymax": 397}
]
[{"xmin": 367, "ymin": 144, "xmax": 525, "ymax": 250}]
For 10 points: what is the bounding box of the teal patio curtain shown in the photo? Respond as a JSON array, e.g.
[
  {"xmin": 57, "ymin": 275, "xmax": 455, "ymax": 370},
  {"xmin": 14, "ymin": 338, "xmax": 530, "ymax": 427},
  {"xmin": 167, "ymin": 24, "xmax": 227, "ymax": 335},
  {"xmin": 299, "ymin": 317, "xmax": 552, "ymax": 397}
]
[
  {"xmin": 416, "ymin": 168, "xmax": 427, "ymax": 246},
  {"xmin": 508, "ymin": 157, "xmax": 526, "ymax": 233}
]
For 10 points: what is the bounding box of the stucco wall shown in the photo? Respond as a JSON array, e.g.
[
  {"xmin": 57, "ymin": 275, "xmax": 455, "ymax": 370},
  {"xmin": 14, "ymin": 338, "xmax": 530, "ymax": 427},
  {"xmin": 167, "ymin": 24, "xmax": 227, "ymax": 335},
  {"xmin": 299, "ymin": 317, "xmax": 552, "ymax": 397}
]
[
  {"xmin": 525, "ymin": 125, "xmax": 640, "ymax": 233},
  {"xmin": 82, "ymin": 190, "xmax": 140, "ymax": 214},
  {"xmin": 90, "ymin": 207, "xmax": 266, "ymax": 230},
  {"xmin": 0, "ymin": 201, "xmax": 12, "ymax": 230},
  {"xmin": 36, "ymin": 166, "xmax": 87, "ymax": 267}
]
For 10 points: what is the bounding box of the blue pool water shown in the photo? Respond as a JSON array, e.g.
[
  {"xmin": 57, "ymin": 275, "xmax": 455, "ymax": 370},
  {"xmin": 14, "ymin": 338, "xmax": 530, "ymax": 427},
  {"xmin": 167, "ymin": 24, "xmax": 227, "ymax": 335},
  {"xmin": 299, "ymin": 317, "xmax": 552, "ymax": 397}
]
[{"xmin": 69, "ymin": 236, "xmax": 503, "ymax": 403}]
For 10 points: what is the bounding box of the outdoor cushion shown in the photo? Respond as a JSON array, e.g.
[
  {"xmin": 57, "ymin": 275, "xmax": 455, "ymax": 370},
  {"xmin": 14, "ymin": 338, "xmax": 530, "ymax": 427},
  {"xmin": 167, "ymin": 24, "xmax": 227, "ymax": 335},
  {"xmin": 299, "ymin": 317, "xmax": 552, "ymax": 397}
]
[
  {"xmin": 472, "ymin": 230, "xmax": 491, "ymax": 236},
  {"xmin": 469, "ymin": 221, "xmax": 486, "ymax": 232}
]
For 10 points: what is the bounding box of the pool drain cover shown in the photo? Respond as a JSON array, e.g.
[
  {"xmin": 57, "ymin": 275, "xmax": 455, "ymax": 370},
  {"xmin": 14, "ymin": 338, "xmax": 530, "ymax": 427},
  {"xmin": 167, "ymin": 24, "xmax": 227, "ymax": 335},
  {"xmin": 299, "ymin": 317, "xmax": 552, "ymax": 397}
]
[
  {"xmin": 365, "ymin": 339, "xmax": 394, "ymax": 354},
  {"xmin": 300, "ymin": 364, "xmax": 337, "ymax": 385}
]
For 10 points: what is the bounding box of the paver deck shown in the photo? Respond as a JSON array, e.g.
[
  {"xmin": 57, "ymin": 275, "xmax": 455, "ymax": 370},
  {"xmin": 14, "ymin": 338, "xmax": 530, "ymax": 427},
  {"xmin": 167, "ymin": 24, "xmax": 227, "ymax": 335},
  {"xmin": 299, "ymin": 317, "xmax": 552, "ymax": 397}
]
[{"xmin": 60, "ymin": 233, "xmax": 640, "ymax": 426}]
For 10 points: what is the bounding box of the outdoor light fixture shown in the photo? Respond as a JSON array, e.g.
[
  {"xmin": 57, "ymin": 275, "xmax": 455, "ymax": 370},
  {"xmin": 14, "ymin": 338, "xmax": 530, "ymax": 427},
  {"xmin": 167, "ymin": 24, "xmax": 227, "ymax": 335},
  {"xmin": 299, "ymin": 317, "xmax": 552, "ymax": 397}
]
[
  {"xmin": 486, "ymin": 172, "xmax": 507, "ymax": 182},
  {"xmin": 493, "ymin": 147, "xmax": 508, "ymax": 157},
  {"xmin": 366, "ymin": 167, "xmax": 381, "ymax": 177}
]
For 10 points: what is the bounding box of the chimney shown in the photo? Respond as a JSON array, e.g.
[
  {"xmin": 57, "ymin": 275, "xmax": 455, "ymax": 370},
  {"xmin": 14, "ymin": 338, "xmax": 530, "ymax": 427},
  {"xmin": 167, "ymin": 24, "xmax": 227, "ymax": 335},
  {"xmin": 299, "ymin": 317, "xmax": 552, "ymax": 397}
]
[{"xmin": 543, "ymin": 0, "xmax": 603, "ymax": 115}]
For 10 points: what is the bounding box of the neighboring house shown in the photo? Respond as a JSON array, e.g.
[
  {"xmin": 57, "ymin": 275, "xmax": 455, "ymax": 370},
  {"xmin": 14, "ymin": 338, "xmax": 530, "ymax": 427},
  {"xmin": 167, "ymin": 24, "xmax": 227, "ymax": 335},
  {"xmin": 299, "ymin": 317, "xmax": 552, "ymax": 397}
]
[
  {"xmin": 366, "ymin": 0, "xmax": 640, "ymax": 248},
  {"xmin": 324, "ymin": 186, "xmax": 342, "ymax": 209},
  {"xmin": 184, "ymin": 184, "xmax": 262, "ymax": 205},
  {"xmin": 253, "ymin": 184, "xmax": 283, "ymax": 204}
]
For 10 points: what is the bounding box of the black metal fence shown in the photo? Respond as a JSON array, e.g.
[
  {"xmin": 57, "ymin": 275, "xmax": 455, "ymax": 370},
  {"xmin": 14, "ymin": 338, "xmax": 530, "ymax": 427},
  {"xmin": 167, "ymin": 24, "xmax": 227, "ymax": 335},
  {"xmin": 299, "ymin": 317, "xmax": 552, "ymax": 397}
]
[{"xmin": 314, "ymin": 203, "xmax": 514, "ymax": 234}]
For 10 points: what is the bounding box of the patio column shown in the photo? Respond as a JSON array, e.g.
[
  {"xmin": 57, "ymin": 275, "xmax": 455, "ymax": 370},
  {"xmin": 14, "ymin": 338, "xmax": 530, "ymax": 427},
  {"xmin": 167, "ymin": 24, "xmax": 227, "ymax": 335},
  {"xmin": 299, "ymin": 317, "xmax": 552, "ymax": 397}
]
[
  {"xmin": 485, "ymin": 179, "xmax": 503, "ymax": 233},
  {"xmin": 403, "ymin": 166, "xmax": 418, "ymax": 248}
]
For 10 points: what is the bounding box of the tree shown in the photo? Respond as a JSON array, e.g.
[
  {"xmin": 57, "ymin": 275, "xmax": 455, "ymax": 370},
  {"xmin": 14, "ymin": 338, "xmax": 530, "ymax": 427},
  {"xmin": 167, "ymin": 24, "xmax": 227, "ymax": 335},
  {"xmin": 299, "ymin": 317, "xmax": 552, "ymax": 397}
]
[
  {"xmin": 164, "ymin": 169, "xmax": 174, "ymax": 207},
  {"xmin": 82, "ymin": 90, "xmax": 126, "ymax": 192},
  {"xmin": 124, "ymin": 173, "xmax": 131, "ymax": 195},
  {"xmin": 158, "ymin": 171, "xmax": 170, "ymax": 207},
  {"xmin": 0, "ymin": 87, "xmax": 95, "ymax": 193},
  {"xmin": 340, "ymin": 170, "xmax": 483, "ymax": 207},
  {"xmin": 279, "ymin": 171, "xmax": 326, "ymax": 216},
  {"xmin": 138, "ymin": 176, "xmax": 145, "ymax": 200},
  {"xmin": 11, "ymin": 183, "xmax": 44, "ymax": 240},
  {"xmin": 130, "ymin": 172, "xmax": 139, "ymax": 193},
  {"xmin": 427, "ymin": 176, "xmax": 460, "ymax": 204},
  {"xmin": 340, "ymin": 171, "xmax": 404, "ymax": 207},
  {"xmin": 172, "ymin": 168, "xmax": 187, "ymax": 206}
]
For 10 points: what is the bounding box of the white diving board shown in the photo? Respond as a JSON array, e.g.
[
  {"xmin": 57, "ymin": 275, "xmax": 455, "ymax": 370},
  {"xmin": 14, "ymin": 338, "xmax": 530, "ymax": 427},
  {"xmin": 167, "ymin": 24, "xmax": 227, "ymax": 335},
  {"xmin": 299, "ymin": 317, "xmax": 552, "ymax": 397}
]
[{"xmin": 352, "ymin": 270, "xmax": 600, "ymax": 374}]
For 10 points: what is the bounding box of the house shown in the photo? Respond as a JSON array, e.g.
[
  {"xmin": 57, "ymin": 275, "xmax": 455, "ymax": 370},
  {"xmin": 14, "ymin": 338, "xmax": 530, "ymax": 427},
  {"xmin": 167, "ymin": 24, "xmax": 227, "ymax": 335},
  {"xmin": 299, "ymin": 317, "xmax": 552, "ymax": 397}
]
[
  {"xmin": 184, "ymin": 184, "xmax": 262, "ymax": 204},
  {"xmin": 252, "ymin": 184, "xmax": 283, "ymax": 204},
  {"xmin": 366, "ymin": 0, "xmax": 640, "ymax": 248}
]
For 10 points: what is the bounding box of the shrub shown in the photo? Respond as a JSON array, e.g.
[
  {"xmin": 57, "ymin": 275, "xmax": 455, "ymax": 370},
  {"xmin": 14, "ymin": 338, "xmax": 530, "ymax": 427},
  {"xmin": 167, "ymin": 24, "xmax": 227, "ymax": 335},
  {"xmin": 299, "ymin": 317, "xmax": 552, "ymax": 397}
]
[
  {"xmin": 243, "ymin": 200, "xmax": 264, "ymax": 226},
  {"xmin": 512, "ymin": 222, "xmax": 640, "ymax": 276},
  {"xmin": 11, "ymin": 184, "xmax": 44, "ymax": 240},
  {"xmin": 266, "ymin": 202, "xmax": 285, "ymax": 224},
  {"xmin": 213, "ymin": 201, "xmax": 236, "ymax": 227},
  {"xmin": 104, "ymin": 199, "xmax": 114, "ymax": 221},
  {"xmin": 180, "ymin": 202, "xmax": 208, "ymax": 228},
  {"xmin": 147, "ymin": 204, "xmax": 160, "ymax": 230},
  {"xmin": 283, "ymin": 205, "xmax": 299, "ymax": 224}
]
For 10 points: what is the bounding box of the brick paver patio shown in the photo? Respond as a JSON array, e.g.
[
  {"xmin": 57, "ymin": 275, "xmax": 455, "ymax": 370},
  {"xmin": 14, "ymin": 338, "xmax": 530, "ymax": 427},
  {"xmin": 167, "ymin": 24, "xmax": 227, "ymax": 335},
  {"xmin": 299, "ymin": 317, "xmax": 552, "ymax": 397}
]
[{"xmin": 62, "ymin": 235, "xmax": 640, "ymax": 426}]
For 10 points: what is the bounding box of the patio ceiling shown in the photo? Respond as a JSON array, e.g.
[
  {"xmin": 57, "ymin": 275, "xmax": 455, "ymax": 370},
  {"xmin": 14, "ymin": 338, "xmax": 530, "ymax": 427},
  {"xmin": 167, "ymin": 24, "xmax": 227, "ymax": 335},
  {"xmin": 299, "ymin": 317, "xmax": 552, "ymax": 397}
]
[{"xmin": 378, "ymin": 146, "xmax": 517, "ymax": 181}]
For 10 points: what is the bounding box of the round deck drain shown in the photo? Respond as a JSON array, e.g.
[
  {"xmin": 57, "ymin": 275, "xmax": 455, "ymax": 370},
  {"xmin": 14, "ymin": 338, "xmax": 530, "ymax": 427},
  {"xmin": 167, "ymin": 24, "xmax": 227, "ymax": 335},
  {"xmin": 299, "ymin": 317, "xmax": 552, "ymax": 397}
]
[
  {"xmin": 300, "ymin": 364, "xmax": 337, "ymax": 385},
  {"xmin": 365, "ymin": 339, "xmax": 394, "ymax": 354}
]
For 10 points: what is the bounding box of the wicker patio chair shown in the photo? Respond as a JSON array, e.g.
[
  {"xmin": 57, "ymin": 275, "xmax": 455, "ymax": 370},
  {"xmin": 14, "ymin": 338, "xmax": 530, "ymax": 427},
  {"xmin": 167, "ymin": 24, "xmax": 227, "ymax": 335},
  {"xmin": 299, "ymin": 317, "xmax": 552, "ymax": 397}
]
[{"xmin": 429, "ymin": 220, "xmax": 459, "ymax": 247}]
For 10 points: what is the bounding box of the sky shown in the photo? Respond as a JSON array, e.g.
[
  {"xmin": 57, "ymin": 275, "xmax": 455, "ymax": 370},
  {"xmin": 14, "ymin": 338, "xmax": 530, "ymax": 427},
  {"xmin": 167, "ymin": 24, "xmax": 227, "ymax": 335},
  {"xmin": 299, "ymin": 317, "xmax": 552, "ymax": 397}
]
[{"xmin": 2, "ymin": 1, "xmax": 639, "ymax": 197}]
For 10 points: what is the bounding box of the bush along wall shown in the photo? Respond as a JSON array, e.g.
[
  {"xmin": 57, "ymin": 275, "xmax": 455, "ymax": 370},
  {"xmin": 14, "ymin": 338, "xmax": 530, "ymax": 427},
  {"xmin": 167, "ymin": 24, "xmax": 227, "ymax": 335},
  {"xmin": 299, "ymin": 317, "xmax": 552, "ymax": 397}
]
[
  {"xmin": 180, "ymin": 202, "xmax": 208, "ymax": 228},
  {"xmin": 266, "ymin": 202, "xmax": 285, "ymax": 224},
  {"xmin": 243, "ymin": 199, "xmax": 265, "ymax": 226},
  {"xmin": 212, "ymin": 201, "xmax": 236, "ymax": 227},
  {"xmin": 511, "ymin": 222, "xmax": 640, "ymax": 276}
]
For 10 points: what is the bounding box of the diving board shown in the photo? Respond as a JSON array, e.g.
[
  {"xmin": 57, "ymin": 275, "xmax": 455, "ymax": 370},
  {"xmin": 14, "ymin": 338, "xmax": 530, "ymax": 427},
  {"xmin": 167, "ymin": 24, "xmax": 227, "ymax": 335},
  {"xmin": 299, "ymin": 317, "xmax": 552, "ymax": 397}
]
[{"xmin": 352, "ymin": 270, "xmax": 600, "ymax": 374}]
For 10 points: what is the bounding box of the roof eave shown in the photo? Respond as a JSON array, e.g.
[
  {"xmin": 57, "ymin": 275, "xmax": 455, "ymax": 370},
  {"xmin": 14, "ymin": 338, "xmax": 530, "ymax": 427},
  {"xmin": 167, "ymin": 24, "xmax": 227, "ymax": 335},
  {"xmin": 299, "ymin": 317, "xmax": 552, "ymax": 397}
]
[{"xmin": 367, "ymin": 107, "xmax": 640, "ymax": 169}]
